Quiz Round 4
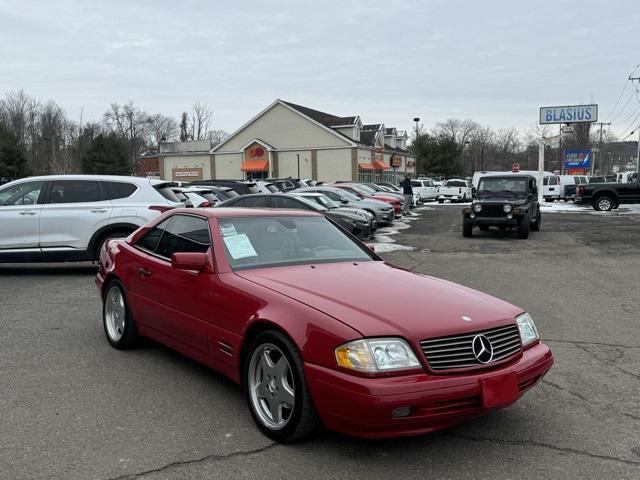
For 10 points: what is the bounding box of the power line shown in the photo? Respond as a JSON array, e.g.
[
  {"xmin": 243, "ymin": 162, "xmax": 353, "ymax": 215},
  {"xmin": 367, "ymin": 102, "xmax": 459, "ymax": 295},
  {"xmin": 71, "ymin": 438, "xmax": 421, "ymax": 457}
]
[
  {"xmin": 606, "ymin": 64, "xmax": 640, "ymax": 121},
  {"xmin": 609, "ymin": 87, "xmax": 637, "ymax": 123}
]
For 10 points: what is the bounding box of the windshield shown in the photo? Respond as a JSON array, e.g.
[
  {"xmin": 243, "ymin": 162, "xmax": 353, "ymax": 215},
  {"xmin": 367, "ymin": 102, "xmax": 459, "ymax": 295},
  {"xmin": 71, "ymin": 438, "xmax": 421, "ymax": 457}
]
[
  {"xmin": 218, "ymin": 216, "xmax": 375, "ymax": 270},
  {"xmin": 356, "ymin": 184, "xmax": 376, "ymax": 194},
  {"xmin": 331, "ymin": 189, "xmax": 359, "ymax": 202},
  {"xmin": 477, "ymin": 177, "xmax": 529, "ymax": 196},
  {"xmin": 154, "ymin": 184, "xmax": 183, "ymax": 203},
  {"xmin": 303, "ymin": 194, "xmax": 339, "ymax": 209}
]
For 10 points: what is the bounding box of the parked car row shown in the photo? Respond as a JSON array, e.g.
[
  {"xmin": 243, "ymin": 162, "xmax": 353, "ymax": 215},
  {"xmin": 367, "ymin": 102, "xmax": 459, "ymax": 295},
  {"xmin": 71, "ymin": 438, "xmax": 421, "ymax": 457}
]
[{"xmin": 0, "ymin": 175, "xmax": 410, "ymax": 263}]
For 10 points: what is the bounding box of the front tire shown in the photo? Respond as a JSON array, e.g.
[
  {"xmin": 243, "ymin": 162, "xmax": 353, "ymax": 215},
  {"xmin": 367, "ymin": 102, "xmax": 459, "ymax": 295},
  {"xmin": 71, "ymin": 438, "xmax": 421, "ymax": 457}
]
[
  {"xmin": 103, "ymin": 280, "xmax": 138, "ymax": 349},
  {"xmin": 463, "ymin": 222, "xmax": 473, "ymax": 237},
  {"xmin": 245, "ymin": 330, "xmax": 320, "ymax": 442},
  {"xmin": 531, "ymin": 210, "xmax": 541, "ymax": 231}
]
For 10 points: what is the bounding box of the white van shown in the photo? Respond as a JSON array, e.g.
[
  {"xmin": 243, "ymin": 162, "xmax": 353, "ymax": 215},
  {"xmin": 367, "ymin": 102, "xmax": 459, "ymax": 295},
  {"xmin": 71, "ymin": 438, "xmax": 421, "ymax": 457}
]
[
  {"xmin": 472, "ymin": 170, "xmax": 554, "ymax": 189},
  {"xmin": 542, "ymin": 175, "xmax": 561, "ymax": 202}
]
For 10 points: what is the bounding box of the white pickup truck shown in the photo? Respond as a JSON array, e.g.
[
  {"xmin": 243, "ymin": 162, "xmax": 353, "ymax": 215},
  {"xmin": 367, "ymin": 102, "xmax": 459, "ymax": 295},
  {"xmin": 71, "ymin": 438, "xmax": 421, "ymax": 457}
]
[{"xmin": 436, "ymin": 179, "xmax": 472, "ymax": 203}]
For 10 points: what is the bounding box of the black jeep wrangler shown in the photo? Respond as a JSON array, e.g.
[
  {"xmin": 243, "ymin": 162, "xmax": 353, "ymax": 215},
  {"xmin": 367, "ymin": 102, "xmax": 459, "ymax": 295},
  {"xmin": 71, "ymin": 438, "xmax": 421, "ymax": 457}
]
[{"xmin": 462, "ymin": 174, "xmax": 541, "ymax": 239}]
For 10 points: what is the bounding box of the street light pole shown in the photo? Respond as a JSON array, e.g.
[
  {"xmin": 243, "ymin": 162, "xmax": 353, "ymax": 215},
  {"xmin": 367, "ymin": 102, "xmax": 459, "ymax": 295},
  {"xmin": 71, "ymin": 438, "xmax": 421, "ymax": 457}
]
[
  {"xmin": 413, "ymin": 117, "xmax": 420, "ymax": 174},
  {"xmin": 296, "ymin": 154, "xmax": 300, "ymax": 178}
]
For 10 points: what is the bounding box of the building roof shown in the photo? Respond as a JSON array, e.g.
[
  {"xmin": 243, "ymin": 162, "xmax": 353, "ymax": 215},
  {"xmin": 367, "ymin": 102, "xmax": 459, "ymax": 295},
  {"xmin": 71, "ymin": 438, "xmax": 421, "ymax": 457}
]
[
  {"xmin": 360, "ymin": 130, "xmax": 376, "ymax": 147},
  {"xmin": 385, "ymin": 128, "xmax": 396, "ymax": 135},
  {"xmin": 362, "ymin": 124, "xmax": 382, "ymax": 131},
  {"xmin": 280, "ymin": 101, "xmax": 357, "ymax": 127}
]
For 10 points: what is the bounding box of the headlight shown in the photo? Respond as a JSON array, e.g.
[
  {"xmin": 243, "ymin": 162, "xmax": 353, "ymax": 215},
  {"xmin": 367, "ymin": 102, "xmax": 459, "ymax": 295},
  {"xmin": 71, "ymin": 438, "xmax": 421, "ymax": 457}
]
[
  {"xmin": 516, "ymin": 313, "xmax": 539, "ymax": 346},
  {"xmin": 473, "ymin": 203, "xmax": 482, "ymax": 213},
  {"xmin": 503, "ymin": 204, "xmax": 513, "ymax": 213},
  {"xmin": 335, "ymin": 338, "xmax": 420, "ymax": 372}
]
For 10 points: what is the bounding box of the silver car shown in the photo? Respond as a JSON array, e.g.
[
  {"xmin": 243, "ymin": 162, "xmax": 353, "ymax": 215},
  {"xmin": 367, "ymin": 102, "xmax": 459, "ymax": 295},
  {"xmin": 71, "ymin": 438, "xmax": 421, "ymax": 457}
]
[
  {"xmin": 291, "ymin": 192, "xmax": 377, "ymax": 231},
  {"xmin": 293, "ymin": 186, "xmax": 395, "ymax": 224}
]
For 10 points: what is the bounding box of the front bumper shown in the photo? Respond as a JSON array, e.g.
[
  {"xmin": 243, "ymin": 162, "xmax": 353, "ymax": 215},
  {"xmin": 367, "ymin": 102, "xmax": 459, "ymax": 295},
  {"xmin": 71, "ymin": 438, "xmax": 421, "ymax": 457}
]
[
  {"xmin": 377, "ymin": 210, "xmax": 395, "ymax": 223},
  {"xmin": 464, "ymin": 216, "xmax": 519, "ymax": 227},
  {"xmin": 305, "ymin": 342, "xmax": 553, "ymax": 439}
]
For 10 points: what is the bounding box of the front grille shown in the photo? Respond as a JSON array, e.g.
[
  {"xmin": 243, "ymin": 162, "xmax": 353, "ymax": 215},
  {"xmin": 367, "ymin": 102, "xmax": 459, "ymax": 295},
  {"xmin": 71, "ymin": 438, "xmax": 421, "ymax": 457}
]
[
  {"xmin": 477, "ymin": 203, "xmax": 506, "ymax": 217},
  {"xmin": 420, "ymin": 324, "xmax": 521, "ymax": 371}
]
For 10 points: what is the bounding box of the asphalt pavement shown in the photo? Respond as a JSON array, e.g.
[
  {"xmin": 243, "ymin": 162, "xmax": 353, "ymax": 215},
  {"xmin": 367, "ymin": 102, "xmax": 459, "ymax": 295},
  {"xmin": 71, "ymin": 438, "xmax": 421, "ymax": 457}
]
[{"xmin": 1, "ymin": 204, "xmax": 639, "ymax": 480}]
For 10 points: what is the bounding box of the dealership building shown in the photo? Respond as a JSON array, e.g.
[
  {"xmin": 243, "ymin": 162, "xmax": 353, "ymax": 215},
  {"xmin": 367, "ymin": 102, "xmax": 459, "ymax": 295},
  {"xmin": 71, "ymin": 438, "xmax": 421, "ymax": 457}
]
[{"xmin": 154, "ymin": 99, "xmax": 415, "ymax": 183}]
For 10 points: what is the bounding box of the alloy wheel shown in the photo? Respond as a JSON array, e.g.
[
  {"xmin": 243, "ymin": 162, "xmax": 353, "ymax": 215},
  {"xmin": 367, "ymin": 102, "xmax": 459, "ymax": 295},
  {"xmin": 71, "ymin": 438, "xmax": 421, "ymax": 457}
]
[
  {"xmin": 104, "ymin": 286, "xmax": 126, "ymax": 342},
  {"xmin": 248, "ymin": 343, "xmax": 296, "ymax": 430}
]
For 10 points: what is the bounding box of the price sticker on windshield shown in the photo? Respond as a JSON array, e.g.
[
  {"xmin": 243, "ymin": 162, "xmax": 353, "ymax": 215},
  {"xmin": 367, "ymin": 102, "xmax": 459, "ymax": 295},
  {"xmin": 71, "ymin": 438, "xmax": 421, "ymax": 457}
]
[{"xmin": 223, "ymin": 233, "xmax": 257, "ymax": 259}]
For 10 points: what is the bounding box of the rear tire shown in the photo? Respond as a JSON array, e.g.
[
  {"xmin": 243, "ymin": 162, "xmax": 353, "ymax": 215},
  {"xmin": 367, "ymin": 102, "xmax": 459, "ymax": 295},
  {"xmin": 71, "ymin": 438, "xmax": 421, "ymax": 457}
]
[
  {"xmin": 244, "ymin": 330, "xmax": 320, "ymax": 442},
  {"xmin": 463, "ymin": 222, "xmax": 473, "ymax": 237},
  {"xmin": 438, "ymin": 199, "xmax": 444, "ymax": 204},
  {"xmin": 593, "ymin": 196, "xmax": 614, "ymax": 212},
  {"xmin": 517, "ymin": 214, "xmax": 530, "ymax": 239}
]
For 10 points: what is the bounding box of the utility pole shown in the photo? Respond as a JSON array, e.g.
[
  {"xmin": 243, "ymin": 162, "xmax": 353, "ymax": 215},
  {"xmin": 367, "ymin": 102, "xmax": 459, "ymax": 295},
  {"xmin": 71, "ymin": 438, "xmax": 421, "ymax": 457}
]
[
  {"xmin": 630, "ymin": 76, "xmax": 640, "ymax": 177},
  {"xmin": 593, "ymin": 122, "xmax": 611, "ymax": 175}
]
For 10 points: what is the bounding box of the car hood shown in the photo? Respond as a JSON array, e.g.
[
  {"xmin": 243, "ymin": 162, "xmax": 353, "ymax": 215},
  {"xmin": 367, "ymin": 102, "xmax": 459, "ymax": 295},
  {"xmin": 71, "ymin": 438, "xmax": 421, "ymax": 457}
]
[
  {"xmin": 475, "ymin": 195, "xmax": 528, "ymax": 204},
  {"xmin": 236, "ymin": 262, "xmax": 522, "ymax": 341}
]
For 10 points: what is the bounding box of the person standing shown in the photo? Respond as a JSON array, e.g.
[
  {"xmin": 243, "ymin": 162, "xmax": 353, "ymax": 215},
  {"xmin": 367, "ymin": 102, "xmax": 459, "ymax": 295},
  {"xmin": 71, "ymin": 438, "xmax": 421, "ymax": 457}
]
[{"xmin": 401, "ymin": 174, "xmax": 413, "ymax": 215}]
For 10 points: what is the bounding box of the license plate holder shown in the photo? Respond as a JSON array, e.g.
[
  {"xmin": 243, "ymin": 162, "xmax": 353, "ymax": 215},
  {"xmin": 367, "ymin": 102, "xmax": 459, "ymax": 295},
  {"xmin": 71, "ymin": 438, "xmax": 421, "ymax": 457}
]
[{"xmin": 480, "ymin": 372, "xmax": 519, "ymax": 409}]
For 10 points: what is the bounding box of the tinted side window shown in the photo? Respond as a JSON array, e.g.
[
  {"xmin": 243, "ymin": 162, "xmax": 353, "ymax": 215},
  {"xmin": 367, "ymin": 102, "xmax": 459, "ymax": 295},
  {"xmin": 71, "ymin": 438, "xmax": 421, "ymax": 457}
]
[
  {"xmin": 136, "ymin": 218, "xmax": 172, "ymax": 252},
  {"xmin": 155, "ymin": 215, "xmax": 211, "ymax": 258},
  {"xmin": 49, "ymin": 180, "xmax": 102, "ymax": 203},
  {"xmin": 0, "ymin": 181, "xmax": 44, "ymax": 206},
  {"xmin": 102, "ymin": 181, "xmax": 137, "ymax": 200},
  {"xmin": 230, "ymin": 196, "xmax": 271, "ymax": 208},
  {"xmin": 273, "ymin": 197, "xmax": 307, "ymax": 209}
]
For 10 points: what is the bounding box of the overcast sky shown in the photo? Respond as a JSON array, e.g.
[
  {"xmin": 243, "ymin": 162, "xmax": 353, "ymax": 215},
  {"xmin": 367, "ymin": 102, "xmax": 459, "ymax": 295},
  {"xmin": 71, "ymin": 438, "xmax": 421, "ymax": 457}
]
[{"xmin": 1, "ymin": 0, "xmax": 639, "ymax": 139}]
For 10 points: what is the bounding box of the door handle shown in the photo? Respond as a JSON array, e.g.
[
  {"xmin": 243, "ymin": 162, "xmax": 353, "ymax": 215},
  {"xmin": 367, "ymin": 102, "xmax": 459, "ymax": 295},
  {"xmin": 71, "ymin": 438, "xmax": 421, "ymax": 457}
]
[
  {"xmin": 91, "ymin": 208, "xmax": 108, "ymax": 213},
  {"xmin": 18, "ymin": 210, "xmax": 37, "ymax": 215},
  {"xmin": 138, "ymin": 267, "xmax": 152, "ymax": 277}
]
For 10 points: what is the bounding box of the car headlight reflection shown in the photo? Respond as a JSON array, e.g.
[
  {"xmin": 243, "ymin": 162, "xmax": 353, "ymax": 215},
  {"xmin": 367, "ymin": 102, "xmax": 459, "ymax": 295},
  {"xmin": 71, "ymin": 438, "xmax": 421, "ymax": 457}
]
[
  {"xmin": 335, "ymin": 338, "xmax": 420, "ymax": 372},
  {"xmin": 473, "ymin": 203, "xmax": 482, "ymax": 213},
  {"xmin": 516, "ymin": 312, "xmax": 539, "ymax": 346}
]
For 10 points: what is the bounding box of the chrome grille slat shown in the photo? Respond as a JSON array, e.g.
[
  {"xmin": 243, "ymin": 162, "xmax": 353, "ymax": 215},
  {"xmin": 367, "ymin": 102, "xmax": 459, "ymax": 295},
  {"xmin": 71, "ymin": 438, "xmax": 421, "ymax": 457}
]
[{"xmin": 421, "ymin": 324, "xmax": 522, "ymax": 370}]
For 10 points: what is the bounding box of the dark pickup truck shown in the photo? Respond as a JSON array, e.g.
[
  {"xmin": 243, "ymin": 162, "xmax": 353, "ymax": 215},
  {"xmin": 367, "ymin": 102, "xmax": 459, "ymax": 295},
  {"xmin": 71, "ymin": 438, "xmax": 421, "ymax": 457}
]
[{"xmin": 576, "ymin": 175, "xmax": 639, "ymax": 211}]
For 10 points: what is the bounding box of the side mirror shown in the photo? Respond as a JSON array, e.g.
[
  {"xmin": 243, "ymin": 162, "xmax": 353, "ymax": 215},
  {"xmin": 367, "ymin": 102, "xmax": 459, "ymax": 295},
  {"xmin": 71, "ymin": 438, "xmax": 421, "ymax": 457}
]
[
  {"xmin": 340, "ymin": 199, "xmax": 349, "ymax": 204},
  {"xmin": 366, "ymin": 243, "xmax": 376, "ymax": 252},
  {"xmin": 471, "ymin": 187, "xmax": 476, "ymax": 196},
  {"xmin": 171, "ymin": 252, "xmax": 208, "ymax": 272},
  {"xmin": 531, "ymin": 187, "xmax": 538, "ymax": 195}
]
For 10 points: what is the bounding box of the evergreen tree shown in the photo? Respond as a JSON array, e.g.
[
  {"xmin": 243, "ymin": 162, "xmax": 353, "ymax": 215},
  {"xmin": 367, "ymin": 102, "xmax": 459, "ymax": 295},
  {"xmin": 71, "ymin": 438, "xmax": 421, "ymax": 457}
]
[
  {"xmin": 82, "ymin": 133, "xmax": 130, "ymax": 175},
  {"xmin": 412, "ymin": 133, "xmax": 463, "ymax": 178},
  {"xmin": 0, "ymin": 123, "xmax": 30, "ymax": 179}
]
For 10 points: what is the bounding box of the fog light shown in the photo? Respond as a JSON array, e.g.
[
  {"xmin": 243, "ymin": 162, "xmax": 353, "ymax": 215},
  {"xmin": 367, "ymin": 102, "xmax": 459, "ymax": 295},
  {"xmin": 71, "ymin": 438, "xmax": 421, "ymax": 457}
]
[
  {"xmin": 392, "ymin": 406, "xmax": 412, "ymax": 418},
  {"xmin": 470, "ymin": 213, "xmax": 476, "ymax": 219},
  {"xmin": 507, "ymin": 213, "xmax": 513, "ymax": 219}
]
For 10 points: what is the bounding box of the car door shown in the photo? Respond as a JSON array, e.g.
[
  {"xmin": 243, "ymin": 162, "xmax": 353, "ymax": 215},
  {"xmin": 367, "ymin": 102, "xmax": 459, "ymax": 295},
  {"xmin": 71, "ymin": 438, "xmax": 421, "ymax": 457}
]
[
  {"xmin": 39, "ymin": 179, "xmax": 113, "ymax": 251},
  {"xmin": 0, "ymin": 180, "xmax": 46, "ymax": 250},
  {"xmin": 128, "ymin": 214, "xmax": 213, "ymax": 352}
]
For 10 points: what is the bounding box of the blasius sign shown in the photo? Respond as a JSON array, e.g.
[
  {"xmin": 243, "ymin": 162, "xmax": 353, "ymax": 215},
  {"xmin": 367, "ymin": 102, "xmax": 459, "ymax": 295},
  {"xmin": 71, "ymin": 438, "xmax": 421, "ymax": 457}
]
[{"xmin": 539, "ymin": 105, "xmax": 598, "ymax": 124}]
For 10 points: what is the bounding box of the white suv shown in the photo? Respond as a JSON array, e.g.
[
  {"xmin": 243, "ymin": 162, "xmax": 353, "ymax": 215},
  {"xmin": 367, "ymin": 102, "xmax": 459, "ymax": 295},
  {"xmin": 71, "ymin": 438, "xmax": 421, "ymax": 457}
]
[{"xmin": 0, "ymin": 175, "xmax": 183, "ymax": 262}]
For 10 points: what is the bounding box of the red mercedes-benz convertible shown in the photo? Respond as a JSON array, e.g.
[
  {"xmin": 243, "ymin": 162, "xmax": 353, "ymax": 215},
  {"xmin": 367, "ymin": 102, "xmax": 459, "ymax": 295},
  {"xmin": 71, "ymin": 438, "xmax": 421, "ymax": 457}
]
[{"xmin": 96, "ymin": 207, "xmax": 553, "ymax": 442}]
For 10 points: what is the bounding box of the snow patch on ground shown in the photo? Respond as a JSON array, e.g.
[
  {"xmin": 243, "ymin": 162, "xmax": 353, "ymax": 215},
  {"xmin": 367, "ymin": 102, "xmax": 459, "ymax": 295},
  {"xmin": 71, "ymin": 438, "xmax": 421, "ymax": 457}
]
[
  {"xmin": 372, "ymin": 243, "xmax": 415, "ymax": 253},
  {"xmin": 541, "ymin": 202, "xmax": 640, "ymax": 215}
]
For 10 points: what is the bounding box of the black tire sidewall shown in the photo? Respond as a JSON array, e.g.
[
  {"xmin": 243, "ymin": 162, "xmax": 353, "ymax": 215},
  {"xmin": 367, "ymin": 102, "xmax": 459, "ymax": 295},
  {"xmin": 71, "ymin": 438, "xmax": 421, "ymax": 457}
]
[
  {"xmin": 244, "ymin": 330, "xmax": 313, "ymax": 442},
  {"xmin": 518, "ymin": 214, "xmax": 530, "ymax": 238}
]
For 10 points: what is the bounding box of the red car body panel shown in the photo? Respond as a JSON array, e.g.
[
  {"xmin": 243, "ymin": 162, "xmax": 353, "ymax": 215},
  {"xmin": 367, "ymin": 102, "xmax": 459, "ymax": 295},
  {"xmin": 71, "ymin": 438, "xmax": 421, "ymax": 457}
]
[{"xmin": 96, "ymin": 207, "xmax": 553, "ymax": 439}]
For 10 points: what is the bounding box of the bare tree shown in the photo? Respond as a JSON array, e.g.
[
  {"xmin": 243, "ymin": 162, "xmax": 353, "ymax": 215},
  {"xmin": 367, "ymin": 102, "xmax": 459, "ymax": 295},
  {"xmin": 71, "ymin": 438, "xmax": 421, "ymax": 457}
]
[
  {"xmin": 103, "ymin": 101, "xmax": 151, "ymax": 174},
  {"xmin": 435, "ymin": 118, "xmax": 480, "ymax": 145},
  {"xmin": 148, "ymin": 113, "xmax": 178, "ymax": 146},
  {"xmin": 189, "ymin": 102, "xmax": 213, "ymax": 141},
  {"xmin": 207, "ymin": 129, "xmax": 229, "ymax": 146}
]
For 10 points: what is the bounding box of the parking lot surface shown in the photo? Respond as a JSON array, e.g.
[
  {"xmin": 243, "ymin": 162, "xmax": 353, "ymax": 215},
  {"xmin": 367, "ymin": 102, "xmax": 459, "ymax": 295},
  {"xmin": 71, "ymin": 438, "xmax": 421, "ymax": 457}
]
[{"xmin": 1, "ymin": 205, "xmax": 639, "ymax": 480}]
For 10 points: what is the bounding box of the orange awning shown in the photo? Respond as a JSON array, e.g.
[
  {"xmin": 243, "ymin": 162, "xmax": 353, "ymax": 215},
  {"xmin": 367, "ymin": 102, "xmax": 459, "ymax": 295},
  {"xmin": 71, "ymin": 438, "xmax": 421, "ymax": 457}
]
[
  {"xmin": 373, "ymin": 159, "xmax": 391, "ymax": 170},
  {"xmin": 240, "ymin": 160, "xmax": 269, "ymax": 172},
  {"xmin": 358, "ymin": 162, "xmax": 375, "ymax": 170}
]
